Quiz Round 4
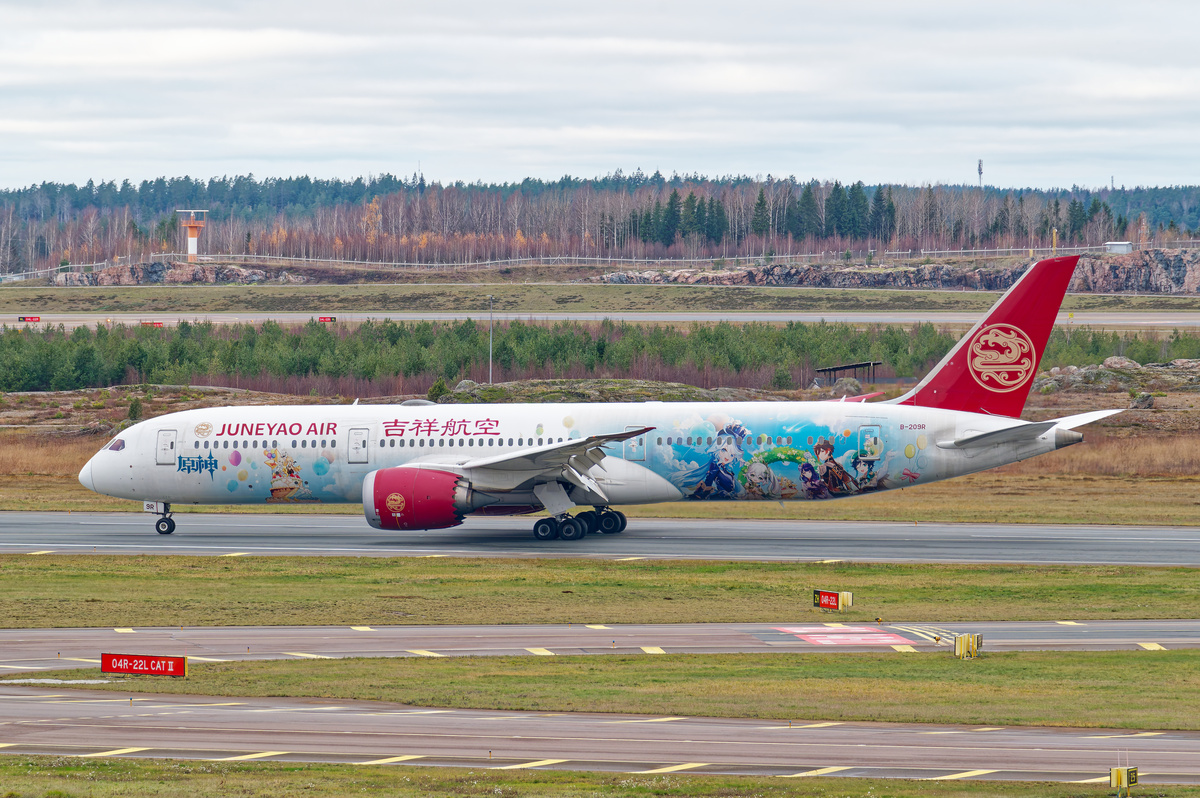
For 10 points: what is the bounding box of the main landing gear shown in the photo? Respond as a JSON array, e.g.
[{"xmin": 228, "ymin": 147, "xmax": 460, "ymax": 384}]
[
  {"xmin": 531, "ymin": 508, "xmax": 626, "ymax": 541},
  {"xmin": 154, "ymin": 504, "xmax": 175, "ymax": 535}
]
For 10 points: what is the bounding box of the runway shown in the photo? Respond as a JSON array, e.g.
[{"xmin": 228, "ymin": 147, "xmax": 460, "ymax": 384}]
[
  {"xmin": 1, "ymin": 686, "xmax": 1196, "ymax": 783},
  {"xmin": 12, "ymin": 309, "xmax": 1200, "ymax": 330},
  {"xmin": 0, "ymin": 620, "xmax": 1194, "ymax": 674},
  {"xmin": 3, "ymin": 512, "xmax": 1200, "ymax": 565}
]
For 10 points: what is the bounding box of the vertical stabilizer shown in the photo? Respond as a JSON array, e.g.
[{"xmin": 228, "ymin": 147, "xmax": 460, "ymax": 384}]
[{"xmin": 891, "ymin": 255, "xmax": 1079, "ymax": 417}]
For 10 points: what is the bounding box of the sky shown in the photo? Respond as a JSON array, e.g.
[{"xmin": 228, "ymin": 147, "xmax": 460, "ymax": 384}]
[{"xmin": 2, "ymin": 0, "xmax": 1198, "ymax": 190}]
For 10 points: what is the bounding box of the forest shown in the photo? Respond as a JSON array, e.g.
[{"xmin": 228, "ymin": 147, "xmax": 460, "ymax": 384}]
[
  {"xmin": 0, "ymin": 318, "xmax": 1192, "ymax": 396},
  {"xmin": 2, "ymin": 170, "xmax": 1200, "ymax": 273}
]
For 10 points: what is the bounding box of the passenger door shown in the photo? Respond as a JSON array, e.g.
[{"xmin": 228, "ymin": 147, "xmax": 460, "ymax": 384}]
[
  {"xmin": 348, "ymin": 428, "xmax": 370, "ymax": 464},
  {"xmin": 155, "ymin": 429, "xmax": 177, "ymax": 466},
  {"xmin": 623, "ymin": 425, "xmax": 646, "ymax": 461}
]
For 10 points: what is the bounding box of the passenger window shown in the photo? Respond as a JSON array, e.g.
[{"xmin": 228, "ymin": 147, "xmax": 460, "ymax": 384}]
[
  {"xmin": 291, "ymin": 440, "xmax": 297, "ymax": 447},
  {"xmin": 657, "ymin": 437, "xmax": 662, "ymax": 445},
  {"xmin": 272, "ymin": 440, "xmax": 278, "ymax": 447},
  {"xmin": 222, "ymin": 440, "xmax": 228, "ymax": 449},
  {"xmin": 538, "ymin": 438, "xmax": 543, "ymax": 445},
  {"xmin": 204, "ymin": 441, "xmax": 209, "ymax": 449},
  {"xmin": 194, "ymin": 441, "xmax": 199, "ymax": 449},
  {"xmin": 330, "ymin": 440, "xmax": 336, "ymax": 448},
  {"xmin": 439, "ymin": 439, "xmax": 445, "ymax": 447},
  {"xmin": 301, "ymin": 440, "xmax": 307, "ymax": 448}
]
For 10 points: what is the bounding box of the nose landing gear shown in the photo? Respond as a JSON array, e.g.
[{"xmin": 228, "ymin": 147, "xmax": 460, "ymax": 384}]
[{"xmin": 153, "ymin": 504, "xmax": 175, "ymax": 535}]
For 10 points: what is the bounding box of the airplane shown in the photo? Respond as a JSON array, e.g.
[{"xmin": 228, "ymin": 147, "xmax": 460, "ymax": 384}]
[{"xmin": 78, "ymin": 255, "xmax": 1118, "ymax": 539}]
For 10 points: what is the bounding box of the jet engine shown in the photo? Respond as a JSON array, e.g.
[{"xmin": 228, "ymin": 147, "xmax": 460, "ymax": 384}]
[{"xmin": 363, "ymin": 466, "xmax": 487, "ymax": 530}]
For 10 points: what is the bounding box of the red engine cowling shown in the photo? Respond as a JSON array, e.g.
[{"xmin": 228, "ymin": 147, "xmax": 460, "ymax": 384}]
[{"xmin": 363, "ymin": 466, "xmax": 472, "ymax": 531}]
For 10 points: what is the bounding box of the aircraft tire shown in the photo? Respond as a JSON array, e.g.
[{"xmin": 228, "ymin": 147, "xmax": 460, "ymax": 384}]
[
  {"xmin": 597, "ymin": 512, "xmax": 622, "ymax": 534},
  {"xmin": 614, "ymin": 512, "xmax": 627, "ymax": 533},
  {"xmin": 558, "ymin": 518, "xmax": 585, "ymax": 541},
  {"xmin": 577, "ymin": 510, "xmax": 599, "ymax": 534},
  {"xmin": 533, "ymin": 518, "xmax": 560, "ymax": 541},
  {"xmin": 155, "ymin": 517, "xmax": 175, "ymax": 535}
]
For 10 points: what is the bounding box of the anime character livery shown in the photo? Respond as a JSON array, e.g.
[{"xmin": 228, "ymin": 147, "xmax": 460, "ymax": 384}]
[{"xmin": 79, "ymin": 256, "xmax": 1120, "ymax": 540}]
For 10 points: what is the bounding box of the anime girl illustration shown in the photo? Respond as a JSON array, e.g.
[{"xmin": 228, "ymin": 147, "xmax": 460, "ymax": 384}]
[
  {"xmin": 799, "ymin": 462, "xmax": 831, "ymax": 500},
  {"xmin": 812, "ymin": 439, "xmax": 856, "ymax": 495},
  {"xmin": 685, "ymin": 423, "xmax": 749, "ymax": 500},
  {"xmin": 744, "ymin": 462, "xmax": 798, "ymax": 501}
]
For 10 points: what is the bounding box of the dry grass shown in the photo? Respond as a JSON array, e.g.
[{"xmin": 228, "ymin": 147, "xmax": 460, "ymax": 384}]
[
  {"xmin": 2, "ymin": 555, "xmax": 1198, "ymax": 628},
  {"xmin": 0, "ymin": 430, "xmax": 106, "ymax": 476},
  {"xmin": 997, "ymin": 432, "xmax": 1200, "ymax": 476},
  {"xmin": 0, "ymin": 757, "xmax": 1159, "ymax": 797},
  {"xmin": 48, "ymin": 649, "xmax": 1200, "ymax": 731}
]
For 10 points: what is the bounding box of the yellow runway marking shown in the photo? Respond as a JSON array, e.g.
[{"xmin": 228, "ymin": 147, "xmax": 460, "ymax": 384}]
[
  {"xmin": 635, "ymin": 763, "xmax": 708, "ymax": 774},
  {"xmin": 26, "ymin": 551, "xmax": 53, "ymax": 555},
  {"xmin": 1138, "ymin": 642, "xmax": 1167, "ymax": 650},
  {"xmin": 81, "ymin": 747, "xmax": 149, "ymax": 757},
  {"xmin": 0, "ymin": 665, "xmax": 42, "ymax": 670},
  {"xmin": 823, "ymin": 623, "xmax": 846, "ymax": 627},
  {"xmin": 640, "ymin": 646, "xmax": 665, "ymax": 654},
  {"xmin": 283, "ymin": 652, "xmax": 332, "ymax": 659},
  {"xmin": 973, "ymin": 727, "xmax": 1004, "ymax": 731},
  {"xmin": 356, "ymin": 755, "xmax": 424, "ymax": 765},
  {"xmin": 219, "ymin": 552, "xmax": 249, "ymax": 557},
  {"xmin": 351, "ymin": 626, "xmax": 374, "ymax": 631},
  {"xmin": 1086, "ymin": 731, "xmax": 1164, "ymax": 739},
  {"xmin": 614, "ymin": 557, "xmax": 645, "ymax": 561},
  {"xmin": 525, "ymin": 648, "xmax": 554, "ymax": 656},
  {"xmin": 420, "ymin": 554, "xmax": 448, "ymax": 558},
  {"xmin": 407, "ymin": 650, "xmax": 445, "ymax": 657},
  {"xmin": 891, "ymin": 645, "xmax": 916, "ymax": 652},
  {"xmin": 1056, "ymin": 621, "xmax": 1085, "ymax": 625},
  {"xmin": 585, "ymin": 624, "xmax": 609, "ymax": 629},
  {"xmin": 928, "ymin": 769, "xmax": 997, "ymax": 780},
  {"xmin": 185, "ymin": 656, "xmax": 230, "ymax": 662},
  {"xmin": 59, "ymin": 658, "xmax": 101, "ymax": 664},
  {"xmin": 1072, "ymin": 776, "xmax": 1111, "ymax": 783},
  {"xmin": 815, "ymin": 559, "xmax": 842, "ymax": 563},
  {"xmin": 0, "ymin": 744, "xmax": 16, "ymax": 749},
  {"xmin": 782, "ymin": 766, "xmax": 851, "ymax": 778},
  {"xmin": 760, "ymin": 721, "xmax": 843, "ymax": 729},
  {"xmin": 605, "ymin": 717, "xmax": 686, "ymax": 724},
  {"xmin": 113, "ymin": 628, "xmax": 135, "ymax": 633},
  {"xmin": 921, "ymin": 731, "xmax": 964, "ymax": 735},
  {"xmin": 494, "ymin": 758, "xmax": 568, "ymax": 770},
  {"xmin": 214, "ymin": 751, "xmax": 289, "ymax": 761},
  {"xmin": 890, "ymin": 625, "xmax": 941, "ymax": 642}
]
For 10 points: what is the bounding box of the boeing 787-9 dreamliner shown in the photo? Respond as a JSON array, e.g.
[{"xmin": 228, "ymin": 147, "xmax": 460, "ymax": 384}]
[{"xmin": 79, "ymin": 255, "xmax": 1118, "ymax": 540}]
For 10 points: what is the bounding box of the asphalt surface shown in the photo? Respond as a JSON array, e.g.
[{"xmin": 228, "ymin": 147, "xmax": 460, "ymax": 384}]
[
  {"xmin": 0, "ymin": 621, "xmax": 1194, "ymax": 675},
  {"xmin": 11, "ymin": 309, "xmax": 1200, "ymax": 330},
  {"xmin": 3, "ymin": 512, "xmax": 1200, "ymax": 565},
  {"xmin": 1, "ymin": 686, "xmax": 1196, "ymax": 783}
]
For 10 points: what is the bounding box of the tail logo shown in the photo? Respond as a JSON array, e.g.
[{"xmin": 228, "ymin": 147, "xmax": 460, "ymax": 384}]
[
  {"xmin": 385, "ymin": 492, "xmax": 406, "ymax": 514},
  {"xmin": 967, "ymin": 324, "xmax": 1036, "ymax": 392}
]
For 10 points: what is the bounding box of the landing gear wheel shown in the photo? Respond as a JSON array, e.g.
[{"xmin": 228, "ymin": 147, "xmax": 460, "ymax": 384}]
[
  {"xmin": 577, "ymin": 510, "xmax": 599, "ymax": 535},
  {"xmin": 155, "ymin": 517, "xmax": 175, "ymax": 535},
  {"xmin": 558, "ymin": 517, "xmax": 585, "ymax": 541},
  {"xmin": 615, "ymin": 511, "xmax": 627, "ymax": 533},
  {"xmin": 597, "ymin": 512, "xmax": 622, "ymax": 535},
  {"xmin": 532, "ymin": 518, "xmax": 560, "ymax": 540}
]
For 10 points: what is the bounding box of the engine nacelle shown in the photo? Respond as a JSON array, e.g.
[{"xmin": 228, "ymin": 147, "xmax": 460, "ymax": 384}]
[{"xmin": 363, "ymin": 466, "xmax": 477, "ymax": 531}]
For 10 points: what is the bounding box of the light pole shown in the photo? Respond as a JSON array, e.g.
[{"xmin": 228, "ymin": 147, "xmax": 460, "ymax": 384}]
[{"xmin": 488, "ymin": 295, "xmax": 494, "ymax": 384}]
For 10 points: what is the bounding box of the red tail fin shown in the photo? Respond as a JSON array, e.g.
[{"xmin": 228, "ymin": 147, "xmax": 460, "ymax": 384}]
[{"xmin": 893, "ymin": 255, "xmax": 1078, "ymax": 417}]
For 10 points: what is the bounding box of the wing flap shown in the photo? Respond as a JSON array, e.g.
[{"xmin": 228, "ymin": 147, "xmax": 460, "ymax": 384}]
[{"xmin": 460, "ymin": 426, "xmax": 653, "ymax": 471}]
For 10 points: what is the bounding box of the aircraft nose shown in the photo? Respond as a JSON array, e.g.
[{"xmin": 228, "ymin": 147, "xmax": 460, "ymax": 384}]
[{"xmin": 79, "ymin": 458, "xmax": 96, "ymax": 491}]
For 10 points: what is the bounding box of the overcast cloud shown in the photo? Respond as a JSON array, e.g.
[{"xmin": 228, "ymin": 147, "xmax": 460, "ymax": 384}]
[{"xmin": 2, "ymin": 0, "xmax": 1197, "ymax": 189}]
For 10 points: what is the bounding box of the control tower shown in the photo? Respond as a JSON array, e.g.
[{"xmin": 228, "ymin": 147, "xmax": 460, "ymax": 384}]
[{"xmin": 176, "ymin": 209, "xmax": 208, "ymax": 263}]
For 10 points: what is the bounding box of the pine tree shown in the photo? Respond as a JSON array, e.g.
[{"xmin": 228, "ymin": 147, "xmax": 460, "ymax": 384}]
[
  {"xmin": 869, "ymin": 186, "xmax": 887, "ymax": 241},
  {"xmin": 681, "ymin": 192, "xmax": 698, "ymax": 237},
  {"xmin": 694, "ymin": 197, "xmax": 708, "ymax": 239},
  {"xmin": 660, "ymin": 190, "xmax": 682, "ymax": 246},
  {"xmin": 751, "ymin": 188, "xmax": 770, "ymax": 236},
  {"xmin": 797, "ymin": 181, "xmax": 821, "ymax": 239},
  {"xmin": 846, "ymin": 181, "xmax": 869, "ymax": 239},
  {"xmin": 707, "ymin": 197, "xmax": 728, "ymax": 243},
  {"xmin": 825, "ymin": 181, "xmax": 847, "ymax": 237},
  {"xmin": 885, "ymin": 188, "xmax": 896, "ymax": 242}
]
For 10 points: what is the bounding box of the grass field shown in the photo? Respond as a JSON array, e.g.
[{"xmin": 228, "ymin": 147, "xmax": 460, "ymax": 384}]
[
  {"xmin": 2, "ymin": 555, "xmax": 1197, "ymax": 628},
  {"xmin": 37, "ymin": 649, "xmax": 1200, "ymax": 730},
  {"xmin": 0, "ymin": 757, "xmax": 1170, "ymax": 798},
  {"xmin": 7, "ymin": 281, "xmax": 1200, "ymax": 315}
]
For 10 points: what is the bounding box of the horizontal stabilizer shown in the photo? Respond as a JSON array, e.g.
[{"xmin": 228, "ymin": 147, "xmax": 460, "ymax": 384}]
[{"xmin": 938, "ymin": 408, "xmax": 1122, "ymax": 450}]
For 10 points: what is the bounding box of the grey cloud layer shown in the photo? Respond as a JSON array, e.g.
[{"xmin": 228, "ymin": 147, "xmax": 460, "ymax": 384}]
[{"xmin": 1, "ymin": 0, "xmax": 1197, "ymax": 187}]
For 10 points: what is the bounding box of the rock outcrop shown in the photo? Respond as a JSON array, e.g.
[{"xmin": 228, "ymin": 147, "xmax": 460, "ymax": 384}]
[
  {"xmin": 592, "ymin": 249, "xmax": 1200, "ymax": 294},
  {"xmin": 56, "ymin": 261, "xmax": 302, "ymax": 286}
]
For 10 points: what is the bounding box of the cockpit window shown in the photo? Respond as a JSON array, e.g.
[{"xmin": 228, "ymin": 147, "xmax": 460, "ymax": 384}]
[{"xmin": 106, "ymin": 439, "xmax": 126, "ymax": 452}]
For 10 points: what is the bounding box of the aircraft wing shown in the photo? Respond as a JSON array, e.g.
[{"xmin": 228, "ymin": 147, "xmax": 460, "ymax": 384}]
[{"xmin": 459, "ymin": 426, "xmax": 654, "ymax": 472}]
